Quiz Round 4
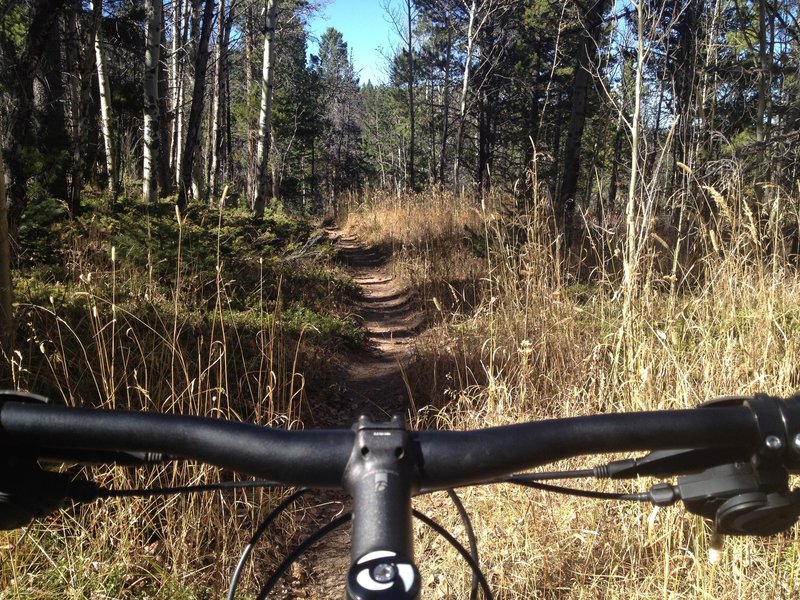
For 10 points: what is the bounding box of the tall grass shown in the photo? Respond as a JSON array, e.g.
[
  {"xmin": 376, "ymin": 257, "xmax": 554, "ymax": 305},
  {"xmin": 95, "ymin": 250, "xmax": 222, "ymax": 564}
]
[
  {"xmin": 5, "ymin": 182, "xmax": 800, "ymax": 598},
  {"xmin": 1, "ymin": 199, "xmax": 353, "ymax": 598},
  {"xmin": 345, "ymin": 186, "xmax": 800, "ymax": 598}
]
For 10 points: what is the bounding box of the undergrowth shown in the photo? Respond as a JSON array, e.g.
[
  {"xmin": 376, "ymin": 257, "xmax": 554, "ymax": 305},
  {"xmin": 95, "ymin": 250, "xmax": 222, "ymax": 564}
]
[
  {"xmin": 1, "ymin": 191, "xmax": 360, "ymax": 598},
  {"xmin": 5, "ymin": 181, "xmax": 800, "ymax": 598}
]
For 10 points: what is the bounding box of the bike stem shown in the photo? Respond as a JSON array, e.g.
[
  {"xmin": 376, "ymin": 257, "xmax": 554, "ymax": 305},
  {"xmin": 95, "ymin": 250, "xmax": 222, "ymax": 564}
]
[{"xmin": 343, "ymin": 414, "xmax": 421, "ymax": 599}]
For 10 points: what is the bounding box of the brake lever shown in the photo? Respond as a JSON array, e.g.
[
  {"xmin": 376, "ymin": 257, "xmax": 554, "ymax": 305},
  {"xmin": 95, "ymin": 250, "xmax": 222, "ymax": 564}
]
[
  {"xmin": 597, "ymin": 447, "xmax": 752, "ymax": 479},
  {"xmin": 0, "ymin": 454, "xmax": 104, "ymax": 530},
  {"xmin": 598, "ymin": 395, "xmax": 800, "ymax": 542}
]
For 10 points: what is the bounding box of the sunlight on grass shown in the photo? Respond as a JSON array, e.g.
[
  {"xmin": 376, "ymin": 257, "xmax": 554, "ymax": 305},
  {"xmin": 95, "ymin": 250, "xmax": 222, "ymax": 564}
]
[
  {"xmin": 345, "ymin": 186, "xmax": 800, "ymax": 599},
  {"xmin": 4, "ymin": 184, "xmax": 800, "ymax": 597}
]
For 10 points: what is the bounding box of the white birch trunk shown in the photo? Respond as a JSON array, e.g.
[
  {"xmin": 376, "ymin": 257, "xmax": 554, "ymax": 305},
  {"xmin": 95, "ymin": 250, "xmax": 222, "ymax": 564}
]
[
  {"xmin": 143, "ymin": 0, "xmax": 162, "ymax": 203},
  {"xmin": 169, "ymin": 0, "xmax": 183, "ymax": 174},
  {"xmin": 624, "ymin": 0, "xmax": 644, "ymax": 297},
  {"xmin": 252, "ymin": 0, "xmax": 279, "ymax": 217},
  {"xmin": 94, "ymin": 0, "xmax": 117, "ymax": 197},
  {"xmin": 209, "ymin": 0, "xmax": 225, "ymax": 202},
  {"xmin": 245, "ymin": 6, "xmax": 254, "ymax": 194},
  {"xmin": 453, "ymin": 0, "xmax": 477, "ymax": 195}
]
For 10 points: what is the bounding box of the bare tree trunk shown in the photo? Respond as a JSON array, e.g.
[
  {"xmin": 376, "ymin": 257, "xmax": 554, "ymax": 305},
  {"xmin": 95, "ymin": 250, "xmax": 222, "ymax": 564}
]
[
  {"xmin": 36, "ymin": 26, "xmax": 69, "ymax": 201},
  {"xmin": 209, "ymin": 0, "xmax": 229, "ymax": 202},
  {"xmin": 0, "ymin": 159, "xmax": 12, "ymax": 385},
  {"xmin": 477, "ymin": 86, "xmax": 491, "ymax": 192},
  {"xmin": 94, "ymin": 0, "xmax": 118, "ymax": 198},
  {"xmin": 374, "ymin": 102, "xmax": 387, "ymax": 188},
  {"xmin": 172, "ymin": 0, "xmax": 193, "ymax": 187},
  {"xmin": 64, "ymin": 7, "xmax": 82, "ymax": 200},
  {"xmin": 143, "ymin": 0, "xmax": 162, "ymax": 203},
  {"xmin": 252, "ymin": 0, "xmax": 279, "ymax": 218},
  {"xmin": 439, "ymin": 24, "xmax": 452, "ymax": 185},
  {"xmin": 406, "ymin": 0, "xmax": 415, "ymax": 191},
  {"xmin": 177, "ymin": 0, "xmax": 214, "ymax": 213},
  {"xmin": 558, "ymin": 0, "xmax": 610, "ymax": 221},
  {"xmin": 244, "ymin": 5, "xmax": 255, "ymax": 196},
  {"xmin": 624, "ymin": 0, "xmax": 644, "ymax": 296},
  {"xmin": 169, "ymin": 0, "xmax": 183, "ymax": 174},
  {"xmin": 608, "ymin": 110, "xmax": 624, "ymax": 212},
  {"xmin": 453, "ymin": 0, "xmax": 477, "ymax": 196},
  {"xmin": 158, "ymin": 8, "xmax": 172, "ymax": 195},
  {"xmin": 428, "ymin": 77, "xmax": 436, "ymax": 185},
  {"xmin": 64, "ymin": 0, "xmax": 99, "ymax": 215},
  {"xmin": 757, "ymin": 0, "xmax": 768, "ymax": 143}
]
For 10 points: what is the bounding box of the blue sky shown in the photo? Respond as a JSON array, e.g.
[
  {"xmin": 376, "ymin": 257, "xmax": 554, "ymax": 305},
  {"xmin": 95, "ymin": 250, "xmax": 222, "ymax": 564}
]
[{"xmin": 306, "ymin": 0, "xmax": 401, "ymax": 85}]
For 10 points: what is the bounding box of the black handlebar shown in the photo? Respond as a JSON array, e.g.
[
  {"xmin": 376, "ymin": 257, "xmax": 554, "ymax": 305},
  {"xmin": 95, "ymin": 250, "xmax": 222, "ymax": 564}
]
[
  {"xmin": 3, "ymin": 392, "xmax": 800, "ymax": 600},
  {"xmin": 0, "ymin": 401, "xmax": 353, "ymax": 488},
  {"xmin": 2, "ymin": 395, "xmax": 798, "ymax": 489}
]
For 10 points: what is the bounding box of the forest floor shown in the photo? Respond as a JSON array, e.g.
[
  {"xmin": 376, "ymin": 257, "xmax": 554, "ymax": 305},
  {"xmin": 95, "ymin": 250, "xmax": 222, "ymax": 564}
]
[{"xmin": 283, "ymin": 226, "xmax": 424, "ymax": 598}]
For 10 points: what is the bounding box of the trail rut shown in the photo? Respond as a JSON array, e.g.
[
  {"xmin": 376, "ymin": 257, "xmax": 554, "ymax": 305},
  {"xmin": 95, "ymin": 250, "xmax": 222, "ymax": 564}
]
[{"xmin": 280, "ymin": 227, "xmax": 423, "ymax": 598}]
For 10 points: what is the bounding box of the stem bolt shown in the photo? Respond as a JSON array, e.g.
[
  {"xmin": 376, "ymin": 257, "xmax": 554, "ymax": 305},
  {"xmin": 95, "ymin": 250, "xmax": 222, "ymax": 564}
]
[
  {"xmin": 372, "ymin": 563, "xmax": 396, "ymax": 583},
  {"xmin": 765, "ymin": 435, "xmax": 783, "ymax": 451}
]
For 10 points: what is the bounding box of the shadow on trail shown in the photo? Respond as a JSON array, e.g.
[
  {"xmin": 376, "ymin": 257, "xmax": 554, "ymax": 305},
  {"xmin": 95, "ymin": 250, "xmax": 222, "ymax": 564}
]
[
  {"xmin": 284, "ymin": 229, "xmax": 429, "ymax": 598},
  {"xmin": 302, "ymin": 229, "xmax": 425, "ymax": 429}
]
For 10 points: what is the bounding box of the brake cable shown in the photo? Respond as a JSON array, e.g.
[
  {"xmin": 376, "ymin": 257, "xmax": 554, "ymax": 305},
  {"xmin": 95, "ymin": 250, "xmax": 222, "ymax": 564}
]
[
  {"xmin": 501, "ymin": 475, "xmax": 651, "ymax": 501},
  {"xmin": 255, "ymin": 512, "xmax": 353, "ymax": 600},
  {"xmin": 253, "ymin": 509, "xmax": 495, "ymax": 600},
  {"xmin": 90, "ymin": 479, "xmax": 286, "ymax": 498},
  {"xmin": 447, "ymin": 489, "xmax": 480, "ymax": 600},
  {"xmin": 228, "ymin": 487, "xmax": 310, "ymax": 600},
  {"xmin": 78, "ymin": 478, "xmax": 491, "ymax": 599}
]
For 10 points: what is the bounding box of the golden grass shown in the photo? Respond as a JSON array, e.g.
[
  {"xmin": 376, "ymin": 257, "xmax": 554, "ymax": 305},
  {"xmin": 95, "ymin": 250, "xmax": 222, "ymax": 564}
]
[
  {"xmin": 4, "ymin": 184, "xmax": 800, "ymax": 598},
  {"xmin": 346, "ymin": 187, "xmax": 800, "ymax": 598}
]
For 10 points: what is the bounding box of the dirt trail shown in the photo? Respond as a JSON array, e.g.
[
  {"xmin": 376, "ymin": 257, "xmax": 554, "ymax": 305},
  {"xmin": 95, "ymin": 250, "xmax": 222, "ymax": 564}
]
[
  {"xmin": 283, "ymin": 227, "xmax": 423, "ymax": 598},
  {"xmin": 330, "ymin": 228, "xmax": 422, "ymax": 419}
]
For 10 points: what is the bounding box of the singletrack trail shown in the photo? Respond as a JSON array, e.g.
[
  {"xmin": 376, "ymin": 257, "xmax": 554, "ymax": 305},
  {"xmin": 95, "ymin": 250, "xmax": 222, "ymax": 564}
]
[
  {"xmin": 282, "ymin": 227, "xmax": 424, "ymax": 598},
  {"xmin": 329, "ymin": 228, "xmax": 423, "ymax": 419}
]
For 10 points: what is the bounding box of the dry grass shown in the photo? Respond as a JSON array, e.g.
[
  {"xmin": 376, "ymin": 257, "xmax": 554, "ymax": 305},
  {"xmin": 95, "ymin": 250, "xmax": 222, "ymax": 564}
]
[
  {"xmin": 4, "ymin": 183, "xmax": 800, "ymax": 598},
  {"xmin": 346, "ymin": 186, "xmax": 800, "ymax": 598},
  {"xmin": 0, "ymin": 206, "xmax": 341, "ymax": 598}
]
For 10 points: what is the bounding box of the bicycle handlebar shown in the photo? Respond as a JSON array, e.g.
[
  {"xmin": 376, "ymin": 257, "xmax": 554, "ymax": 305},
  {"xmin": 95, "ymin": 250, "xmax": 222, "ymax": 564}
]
[
  {"xmin": 0, "ymin": 398, "xmax": 775, "ymax": 488},
  {"xmin": 3, "ymin": 391, "xmax": 800, "ymax": 599},
  {"xmin": 0, "ymin": 401, "xmax": 353, "ymax": 488}
]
